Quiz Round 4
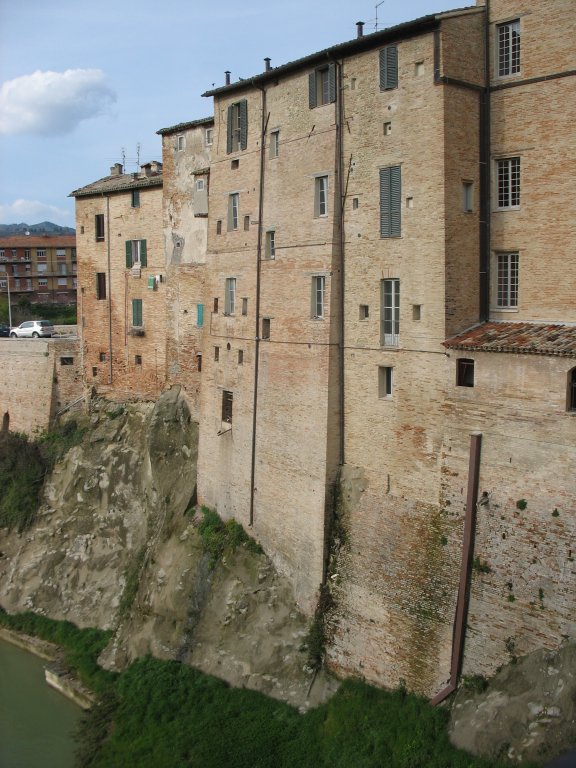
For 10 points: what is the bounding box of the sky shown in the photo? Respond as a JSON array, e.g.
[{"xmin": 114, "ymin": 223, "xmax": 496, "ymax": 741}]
[{"xmin": 0, "ymin": 0, "xmax": 468, "ymax": 228}]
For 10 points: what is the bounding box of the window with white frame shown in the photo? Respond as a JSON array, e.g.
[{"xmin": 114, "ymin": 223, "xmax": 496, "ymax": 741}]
[
  {"xmin": 309, "ymin": 64, "xmax": 335, "ymax": 108},
  {"xmin": 380, "ymin": 278, "xmax": 400, "ymax": 346},
  {"xmin": 0, "ymin": 280, "xmax": 6, "ymax": 288},
  {"xmin": 228, "ymin": 193, "xmax": 239, "ymax": 230},
  {"xmin": 497, "ymin": 252, "xmax": 519, "ymax": 308},
  {"xmin": 378, "ymin": 366, "xmax": 393, "ymax": 398},
  {"xmin": 37, "ymin": 249, "xmax": 46, "ymax": 259},
  {"xmin": 177, "ymin": 135, "xmax": 185, "ymax": 151},
  {"xmin": 205, "ymin": 128, "xmax": 213, "ymax": 146},
  {"xmin": 270, "ymin": 130, "xmax": 279, "ymax": 159},
  {"xmin": 312, "ymin": 276, "xmax": 326, "ymax": 319},
  {"xmin": 38, "ymin": 278, "xmax": 48, "ymax": 287},
  {"xmin": 56, "ymin": 249, "xmax": 66, "ymax": 257},
  {"xmin": 37, "ymin": 263, "xmax": 47, "ymax": 273},
  {"xmin": 24, "ymin": 249, "xmax": 31, "ymax": 260},
  {"xmin": 265, "ymin": 230, "xmax": 276, "ymax": 259},
  {"xmin": 58, "ymin": 278, "xmax": 67, "ymax": 286},
  {"xmin": 497, "ymin": 19, "xmax": 520, "ymax": 77},
  {"xmin": 497, "ymin": 157, "xmax": 520, "ymax": 208},
  {"xmin": 314, "ymin": 176, "xmax": 328, "ymax": 217},
  {"xmin": 225, "ymin": 277, "xmax": 236, "ymax": 315}
]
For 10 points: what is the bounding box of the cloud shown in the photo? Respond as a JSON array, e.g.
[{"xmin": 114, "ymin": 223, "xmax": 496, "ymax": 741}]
[
  {"xmin": 0, "ymin": 199, "xmax": 73, "ymax": 225},
  {"xmin": 0, "ymin": 69, "xmax": 116, "ymax": 136}
]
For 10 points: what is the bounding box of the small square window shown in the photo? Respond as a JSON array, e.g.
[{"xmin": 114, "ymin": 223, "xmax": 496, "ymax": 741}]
[
  {"xmin": 244, "ymin": 214, "xmax": 250, "ymax": 231},
  {"xmin": 196, "ymin": 179, "xmax": 205, "ymax": 191},
  {"xmin": 378, "ymin": 366, "xmax": 393, "ymax": 398},
  {"xmin": 60, "ymin": 357, "xmax": 74, "ymax": 366},
  {"xmin": 415, "ymin": 61, "xmax": 424, "ymax": 76},
  {"xmin": 384, "ymin": 121, "xmax": 392, "ymax": 136},
  {"xmin": 457, "ymin": 358, "xmax": 475, "ymax": 387},
  {"xmin": 214, "ymin": 346, "xmax": 220, "ymax": 361},
  {"xmin": 231, "ymin": 159, "xmax": 239, "ymax": 169},
  {"xmin": 412, "ymin": 304, "xmax": 422, "ymax": 321},
  {"xmin": 135, "ymin": 355, "xmax": 142, "ymax": 365},
  {"xmin": 262, "ymin": 318, "xmax": 270, "ymax": 340},
  {"xmin": 359, "ymin": 305, "xmax": 369, "ymax": 320},
  {"xmin": 406, "ymin": 197, "xmax": 414, "ymax": 209}
]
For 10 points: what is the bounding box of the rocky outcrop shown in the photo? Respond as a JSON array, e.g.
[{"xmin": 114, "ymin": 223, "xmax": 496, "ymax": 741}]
[{"xmin": 0, "ymin": 388, "xmax": 336, "ymax": 709}]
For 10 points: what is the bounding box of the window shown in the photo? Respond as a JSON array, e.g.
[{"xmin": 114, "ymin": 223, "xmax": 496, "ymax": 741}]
[
  {"xmin": 497, "ymin": 19, "xmax": 520, "ymax": 77},
  {"xmin": 13, "ymin": 279, "xmax": 20, "ymax": 289},
  {"xmin": 225, "ymin": 277, "xmax": 236, "ymax": 315},
  {"xmin": 415, "ymin": 61, "xmax": 424, "ymax": 76},
  {"xmin": 312, "ymin": 276, "xmax": 326, "ymax": 319},
  {"xmin": 96, "ymin": 272, "xmax": 106, "ymax": 301},
  {"xmin": 457, "ymin": 358, "xmax": 475, "ymax": 387},
  {"xmin": 379, "ymin": 45, "xmax": 398, "ymax": 91},
  {"xmin": 126, "ymin": 240, "xmax": 148, "ymax": 267},
  {"xmin": 380, "ymin": 166, "xmax": 401, "ymax": 237},
  {"xmin": 412, "ymin": 304, "xmax": 422, "ymax": 321},
  {"xmin": 205, "ymin": 128, "xmax": 213, "ymax": 146},
  {"xmin": 384, "ymin": 121, "xmax": 392, "ymax": 136},
  {"xmin": 314, "ymin": 176, "xmax": 328, "ymax": 217},
  {"xmin": 99, "ymin": 352, "xmax": 107, "ymax": 362},
  {"xmin": 0, "ymin": 280, "xmax": 6, "ymax": 289},
  {"xmin": 359, "ymin": 305, "xmax": 369, "ymax": 320},
  {"xmin": 92, "ymin": 367, "xmax": 98, "ymax": 377},
  {"xmin": 270, "ymin": 130, "xmax": 279, "ymax": 158},
  {"xmin": 95, "ymin": 214, "xmax": 105, "ymax": 241},
  {"xmin": 463, "ymin": 181, "xmax": 474, "ymax": 212},
  {"xmin": 37, "ymin": 249, "xmax": 46, "ymax": 259},
  {"xmin": 0, "ymin": 250, "xmax": 4, "ymax": 259},
  {"xmin": 196, "ymin": 353, "xmax": 202, "ymax": 372},
  {"xmin": 222, "ymin": 390, "xmax": 233, "ymax": 424},
  {"xmin": 214, "ymin": 346, "xmax": 220, "ymax": 361},
  {"xmin": 132, "ymin": 298, "xmax": 143, "ymax": 327},
  {"xmin": 56, "ymin": 249, "xmax": 66, "ymax": 257},
  {"xmin": 60, "ymin": 357, "xmax": 74, "ymax": 366},
  {"xmin": 497, "ymin": 157, "xmax": 520, "ymax": 209},
  {"xmin": 37, "ymin": 263, "xmax": 47, "ymax": 273},
  {"xmin": 497, "ymin": 252, "xmax": 519, "ymax": 308},
  {"xmin": 57, "ymin": 278, "xmax": 67, "ymax": 286},
  {"xmin": 380, "ymin": 278, "xmax": 400, "ymax": 346},
  {"xmin": 568, "ymin": 369, "xmax": 576, "ymax": 412},
  {"xmin": 58, "ymin": 263, "xmax": 67, "ymax": 274},
  {"xmin": 242, "ymin": 297, "xmax": 248, "ymax": 316},
  {"xmin": 352, "ymin": 197, "xmax": 359, "ymax": 210},
  {"xmin": 196, "ymin": 179, "xmax": 205, "ymax": 191},
  {"xmin": 213, "ymin": 297, "xmax": 219, "ymax": 313},
  {"xmin": 228, "ymin": 193, "xmax": 239, "ymax": 230},
  {"xmin": 197, "ymin": 303, "xmax": 204, "ymax": 327},
  {"xmin": 238, "ymin": 349, "xmax": 244, "ymax": 365},
  {"xmin": 309, "ymin": 63, "xmax": 336, "ymax": 108},
  {"xmin": 227, "ymin": 100, "xmax": 248, "ymax": 153},
  {"xmin": 243, "ymin": 215, "xmax": 250, "ymax": 231},
  {"xmin": 265, "ymin": 230, "xmax": 276, "ymax": 259},
  {"xmin": 378, "ymin": 366, "xmax": 393, "ymax": 398},
  {"xmin": 26, "ymin": 279, "xmax": 32, "ymax": 290},
  {"xmin": 231, "ymin": 159, "xmax": 239, "ymax": 170},
  {"xmin": 135, "ymin": 355, "xmax": 142, "ymax": 365},
  {"xmin": 177, "ymin": 135, "xmax": 185, "ymax": 151},
  {"xmin": 262, "ymin": 318, "xmax": 270, "ymax": 340},
  {"xmin": 38, "ymin": 279, "xmax": 48, "ymax": 287},
  {"xmin": 216, "ymin": 220, "xmax": 222, "ymax": 235},
  {"xmin": 24, "ymin": 249, "xmax": 31, "ymax": 260},
  {"xmin": 131, "ymin": 189, "xmax": 140, "ymax": 208}
]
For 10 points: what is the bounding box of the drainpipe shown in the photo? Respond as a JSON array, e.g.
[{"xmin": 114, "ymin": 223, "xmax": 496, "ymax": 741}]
[
  {"xmin": 431, "ymin": 431, "xmax": 482, "ymax": 706},
  {"xmin": 105, "ymin": 195, "xmax": 113, "ymax": 384},
  {"xmin": 249, "ymin": 84, "xmax": 268, "ymax": 527},
  {"xmin": 479, "ymin": 0, "xmax": 491, "ymax": 321}
]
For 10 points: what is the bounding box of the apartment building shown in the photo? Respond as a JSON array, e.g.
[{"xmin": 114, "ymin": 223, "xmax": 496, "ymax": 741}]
[
  {"xmin": 71, "ymin": 162, "xmax": 165, "ymax": 397},
  {"xmin": 72, "ymin": 0, "xmax": 575, "ymax": 696},
  {"xmin": 0, "ymin": 235, "xmax": 77, "ymax": 305}
]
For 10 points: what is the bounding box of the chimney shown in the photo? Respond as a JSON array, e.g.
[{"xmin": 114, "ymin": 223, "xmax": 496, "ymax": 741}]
[
  {"xmin": 140, "ymin": 163, "xmax": 152, "ymax": 177},
  {"xmin": 150, "ymin": 161, "xmax": 163, "ymax": 173},
  {"xmin": 264, "ymin": 57, "xmax": 271, "ymax": 71},
  {"xmin": 225, "ymin": 71, "xmax": 231, "ymax": 85},
  {"xmin": 356, "ymin": 21, "xmax": 364, "ymax": 38},
  {"xmin": 110, "ymin": 162, "xmax": 123, "ymax": 176}
]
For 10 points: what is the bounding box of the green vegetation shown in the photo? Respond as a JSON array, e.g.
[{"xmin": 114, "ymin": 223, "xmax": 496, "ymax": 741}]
[
  {"xmin": 472, "ymin": 557, "xmax": 492, "ymax": 574},
  {"xmin": 197, "ymin": 506, "xmax": 262, "ymax": 566},
  {"xmin": 0, "ymin": 420, "xmax": 86, "ymax": 531},
  {"xmin": 304, "ymin": 584, "xmax": 333, "ymax": 672},
  {"xmin": 515, "ymin": 499, "xmax": 528, "ymax": 511},
  {"xmin": 462, "ymin": 674, "xmax": 488, "ymax": 694},
  {"xmin": 117, "ymin": 546, "xmax": 146, "ymax": 618},
  {"xmin": 0, "ymin": 297, "xmax": 76, "ymax": 326},
  {"xmin": 0, "ymin": 611, "xmax": 114, "ymax": 695}
]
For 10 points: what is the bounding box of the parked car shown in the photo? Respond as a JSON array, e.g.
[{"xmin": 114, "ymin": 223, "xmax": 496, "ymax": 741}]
[
  {"xmin": 0, "ymin": 324, "xmax": 10, "ymax": 337},
  {"xmin": 10, "ymin": 320, "xmax": 55, "ymax": 338}
]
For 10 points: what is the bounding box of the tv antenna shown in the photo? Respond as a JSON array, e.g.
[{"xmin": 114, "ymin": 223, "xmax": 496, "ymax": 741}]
[
  {"xmin": 375, "ymin": 0, "xmax": 385, "ymax": 31},
  {"xmin": 121, "ymin": 146, "xmax": 126, "ymax": 173},
  {"xmin": 136, "ymin": 142, "xmax": 141, "ymax": 167}
]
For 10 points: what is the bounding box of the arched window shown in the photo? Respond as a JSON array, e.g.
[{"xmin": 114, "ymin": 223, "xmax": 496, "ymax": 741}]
[
  {"xmin": 2, "ymin": 412, "xmax": 9, "ymax": 432},
  {"xmin": 568, "ymin": 368, "xmax": 576, "ymax": 412}
]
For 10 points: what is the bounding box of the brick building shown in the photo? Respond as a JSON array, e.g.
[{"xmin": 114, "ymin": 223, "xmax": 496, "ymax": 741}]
[
  {"xmin": 0, "ymin": 235, "xmax": 77, "ymax": 305},
  {"xmin": 72, "ymin": 0, "xmax": 575, "ymax": 697}
]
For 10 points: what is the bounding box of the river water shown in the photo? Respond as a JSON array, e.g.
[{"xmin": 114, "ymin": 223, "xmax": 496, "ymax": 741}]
[{"xmin": 0, "ymin": 638, "xmax": 82, "ymax": 768}]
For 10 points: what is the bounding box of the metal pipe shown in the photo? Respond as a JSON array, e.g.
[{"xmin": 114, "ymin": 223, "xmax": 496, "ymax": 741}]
[
  {"xmin": 249, "ymin": 85, "xmax": 268, "ymax": 527},
  {"xmin": 431, "ymin": 431, "xmax": 482, "ymax": 706},
  {"xmin": 106, "ymin": 195, "xmax": 113, "ymax": 384},
  {"xmin": 479, "ymin": 0, "xmax": 491, "ymax": 322}
]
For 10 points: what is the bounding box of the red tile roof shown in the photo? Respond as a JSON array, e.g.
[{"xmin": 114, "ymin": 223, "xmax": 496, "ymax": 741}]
[
  {"xmin": 0, "ymin": 235, "xmax": 76, "ymax": 247},
  {"xmin": 444, "ymin": 322, "xmax": 576, "ymax": 358}
]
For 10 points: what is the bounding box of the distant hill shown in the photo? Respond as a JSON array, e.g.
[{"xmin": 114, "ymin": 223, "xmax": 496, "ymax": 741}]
[{"xmin": 0, "ymin": 222, "xmax": 76, "ymax": 237}]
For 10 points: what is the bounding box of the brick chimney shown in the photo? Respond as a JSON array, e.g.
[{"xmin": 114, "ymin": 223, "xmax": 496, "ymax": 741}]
[{"xmin": 110, "ymin": 163, "xmax": 123, "ymax": 176}]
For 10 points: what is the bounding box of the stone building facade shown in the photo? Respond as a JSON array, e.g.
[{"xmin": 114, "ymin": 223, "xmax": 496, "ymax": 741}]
[{"xmin": 70, "ymin": 0, "xmax": 575, "ymax": 697}]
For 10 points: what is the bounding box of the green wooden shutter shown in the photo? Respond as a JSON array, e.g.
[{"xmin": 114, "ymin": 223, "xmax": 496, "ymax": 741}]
[
  {"xmin": 380, "ymin": 45, "xmax": 398, "ymax": 90},
  {"xmin": 309, "ymin": 71, "xmax": 317, "ymax": 109},
  {"xmin": 197, "ymin": 303, "xmax": 204, "ymax": 327},
  {"xmin": 125, "ymin": 240, "xmax": 132, "ymax": 267},
  {"xmin": 239, "ymin": 100, "xmax": 248, "ymax": 150},
  {"xmin": 140, "ymin": 240, "xmax": 147, "ymax": 267},
  {"xmin": 380, "ymin": 166, "xmax": 401, "ymax": 237},
  {"xmin": 132, "ymin": 299, "xmax": 142, "ymax": 327},
  {"xmin": 328, "ymin": 62, "xmax": 336, "ymax": 103},
  {"xmin": 226, "ymin": 105, "xmax": 233, "ymax": 154}
]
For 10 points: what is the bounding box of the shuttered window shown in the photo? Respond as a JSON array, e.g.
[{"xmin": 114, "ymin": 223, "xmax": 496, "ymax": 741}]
[
  {"xmin": 226, "ymin": 100, "xmax": 248, "ymax": 153},
  {"xmin": 125, "ymin": 240, "xmax": 148, "ymax": 267},
  {"xmin": 309, "ymin": 63, "xmax": 336, "ymax": 108},
  {"xmin": 379, "ymin": 166, "xmax": 401, "ymax": 237},
  {"xmin": 197, "ymin": 303, "xmax": 204, "ymax": 328},
  {"xmin": 132, "ymin": 299, "xmax": 143, "ymax": 327},
  {"xmin": 379, "ymin": 45, "xmax": 398, "ymax": 90}
]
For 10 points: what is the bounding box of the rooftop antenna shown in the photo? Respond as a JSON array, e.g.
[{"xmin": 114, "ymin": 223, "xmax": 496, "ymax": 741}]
[
  {"xmin": 121, "ymin": 146, "xmax": 126, "ymax": 173},
  {"xmin": 375, "ymin": 0, "xmax": 385, "ymax": 31},
  {"xmin": 136, "ymin": 142, "xmax": 141, "ymax": 168}
]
